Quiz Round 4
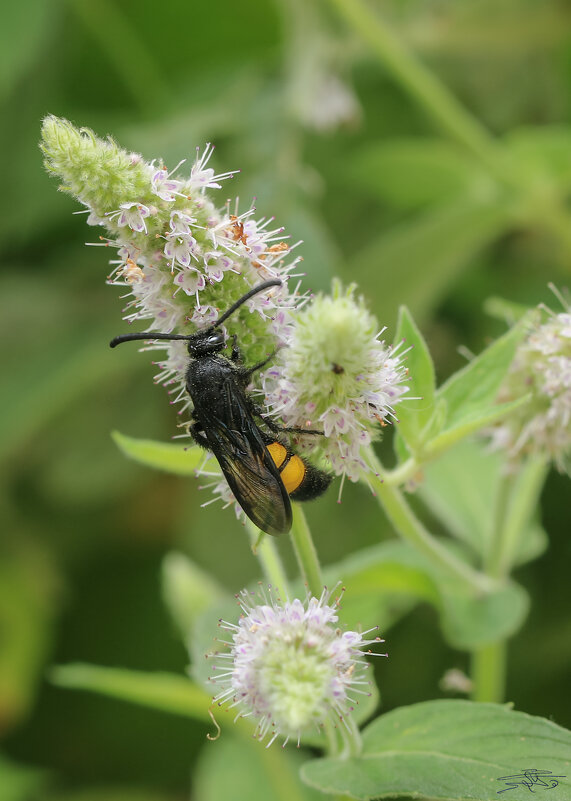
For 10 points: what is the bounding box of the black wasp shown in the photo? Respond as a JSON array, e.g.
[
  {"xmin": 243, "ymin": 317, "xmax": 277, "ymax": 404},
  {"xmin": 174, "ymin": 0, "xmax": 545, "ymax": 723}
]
[{"xmin": 110, "ymin": 280, "xmax": 331, "ymax": 535}]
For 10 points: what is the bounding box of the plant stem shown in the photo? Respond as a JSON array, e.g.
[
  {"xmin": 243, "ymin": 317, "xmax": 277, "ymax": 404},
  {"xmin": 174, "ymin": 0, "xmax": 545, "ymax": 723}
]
[
  {"xmin": 289, "ymin": 505, "xmax": 324, "ymax": 597},
  {"xmin": 471, "ymin": 641, "xmax": 507, "ymax": 703},
  {"xmin": 246, "ymin": 521, "xmax": 290, "ymax": 599},
  {"xmin": 486, "ymin": 456, "xmax": 549, "ymax": 579},
  {"xmin": 382, "ymin": 456, "xmax": 420, "ymax": 487},
  {"xmin": 366, "ymin": 448, "xmax": 495, "ymax": 595},
  {"xmin": 471, "ymin": 456, "xmax": 548, "ymax": 701}
]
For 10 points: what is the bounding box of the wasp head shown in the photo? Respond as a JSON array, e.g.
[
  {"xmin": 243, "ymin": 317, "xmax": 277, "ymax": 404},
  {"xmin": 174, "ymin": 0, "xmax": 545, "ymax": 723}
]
[{"xmin": 187, "ymin": 329, "xmax": 226, "ymax": 357}]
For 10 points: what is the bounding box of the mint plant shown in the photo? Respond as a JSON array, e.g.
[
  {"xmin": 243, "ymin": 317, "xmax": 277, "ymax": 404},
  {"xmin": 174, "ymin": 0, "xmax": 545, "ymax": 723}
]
[{"xmin": 42, "ymin": 116, "xmax": 571, "ymax": 801}]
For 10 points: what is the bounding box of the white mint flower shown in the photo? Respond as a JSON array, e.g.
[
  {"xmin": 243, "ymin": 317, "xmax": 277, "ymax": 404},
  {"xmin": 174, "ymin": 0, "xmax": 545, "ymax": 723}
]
[
  {"xmin": 262, "ymin": 282, "xmax": 410, "ymax": 482},
  {"xmin": 109, "ymin": 202, "xmax": 152, "ymax": 233},
  {"xmin": 489, "ymin": 294, "xmax": 571, "ymax": 471},
  {"xmin": 150, "ymin": 165, "xmax": 183, "ymax": 202},
  {"xmin": 164, "ymin": 231, "xmax": 198, "ymax": 269},
  {"xmin": 210, "ymin": 587, "xmax": 384, "ymax": 747},
  {"xmin": 173, "ymin": 269, "xmax": 206, "ymax": 298},
  {"xmin": 189, "ymin": 143, "xmax": 238, "ymax": 190}
]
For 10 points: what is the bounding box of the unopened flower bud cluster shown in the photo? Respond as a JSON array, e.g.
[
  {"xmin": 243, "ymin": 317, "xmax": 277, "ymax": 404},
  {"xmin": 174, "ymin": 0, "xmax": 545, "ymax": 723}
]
[{"xmin": 489, "ymin": 301, "xmax": 571, "ymax": 471}]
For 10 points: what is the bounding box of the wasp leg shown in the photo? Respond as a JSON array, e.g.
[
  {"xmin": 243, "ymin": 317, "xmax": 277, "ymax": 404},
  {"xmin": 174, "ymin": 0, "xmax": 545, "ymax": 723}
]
[
  {"xmin": 189, "ymin": 418, "xmax": 209, "ymax": 449},
  {"xmin": 242, "ymin": 350, "xmax": 277, "ymax": 379},
  {"xmin": 229, "ymin": 334, "xmax": 242, "ymax": 364},
  {"xmin": 257, "ymin": 412, "xmax": 324, "ymax": 437}
]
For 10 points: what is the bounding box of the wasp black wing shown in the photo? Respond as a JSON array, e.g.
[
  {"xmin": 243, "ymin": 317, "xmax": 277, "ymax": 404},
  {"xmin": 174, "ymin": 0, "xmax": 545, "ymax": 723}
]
[{"xmin": 195, "ymin": 374, "xmax": 292, "ymax": 536}]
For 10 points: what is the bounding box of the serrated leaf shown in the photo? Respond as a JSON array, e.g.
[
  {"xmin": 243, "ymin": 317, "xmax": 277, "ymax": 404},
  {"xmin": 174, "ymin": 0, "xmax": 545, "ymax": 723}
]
[
  {"xmin": 112, "ymin": 431, "xmax": 204, "ymax": 475},
  {"xmin": 302, "ymin": 700, "xmax": 571, "ymax": 801},
  {"xmin": 50, "ymin": 663, "xmax": 211, "ymax": 722},
  {"xmin": 394, "ymin": 306, "xmax": 437, "ymax": 449}
]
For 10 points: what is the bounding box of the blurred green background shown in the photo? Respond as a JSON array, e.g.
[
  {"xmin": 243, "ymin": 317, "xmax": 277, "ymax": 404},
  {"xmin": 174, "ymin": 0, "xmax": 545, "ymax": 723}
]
[{"xmin": 1, "ymin": 0, "xmax": 571, "ymax": 798}]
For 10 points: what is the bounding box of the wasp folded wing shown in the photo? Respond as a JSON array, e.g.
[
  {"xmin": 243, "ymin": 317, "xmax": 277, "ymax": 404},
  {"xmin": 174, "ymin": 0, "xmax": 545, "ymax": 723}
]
[{"xmin": 199, "ymin": 388, "xmax": 292, "ymax": 536}]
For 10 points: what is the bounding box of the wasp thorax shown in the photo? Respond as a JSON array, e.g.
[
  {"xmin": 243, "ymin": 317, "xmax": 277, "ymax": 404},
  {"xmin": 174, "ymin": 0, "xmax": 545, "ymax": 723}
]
[{"xmin": 187, "ymin": 330, "xmax": 226, "ymax": 357}]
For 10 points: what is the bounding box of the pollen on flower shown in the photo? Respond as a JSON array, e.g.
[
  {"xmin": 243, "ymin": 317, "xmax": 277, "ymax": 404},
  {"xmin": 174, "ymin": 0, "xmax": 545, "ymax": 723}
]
[{"xmin": 210, "ymin": 586, "xmax": 385, "ymax": 747}]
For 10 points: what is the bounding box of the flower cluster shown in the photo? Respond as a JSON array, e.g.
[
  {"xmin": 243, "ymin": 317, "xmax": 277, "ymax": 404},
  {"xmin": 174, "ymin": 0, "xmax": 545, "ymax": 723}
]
[
  {"xmin": 489, "ymin": 296, "xmax": 571, "ymax": 471},
  {"xmin": 40, "ymin": 116, "xmax": 299, "ymax": 396},
  {"xmin": 262, "ymin": 282, "xmax": 410, "ymax": 482},
  {"xmin": 41, "ymin": 116, "xmax": 409, "ymax": 514},
  {"xmin": 210, "ymin": 586, "xmax": 384, "ymax": 747}
]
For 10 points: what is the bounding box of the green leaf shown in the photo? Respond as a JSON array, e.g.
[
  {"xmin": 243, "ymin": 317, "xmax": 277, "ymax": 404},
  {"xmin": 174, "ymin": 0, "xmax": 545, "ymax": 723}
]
[
  {"xmin": 161, "ymin": 552, "xmax": 226, "ymax": 641},
  {"xmin": 320, "ymin": 542, "xmax": 441, "ymax": 631},
  {"xmin": 0, "ymin": 754, "xmax": 44, "ymax": 801},
  {"xmin": 427, "ymin": 394, "xmax": 530, "ymax": 458},
  {"xmin": 419, "ymin": 439, "xmax": 512, "ymax": 557},
  {"xmin": 440, "ymin": 582, "xmax": 529, "ymax": 650},
  {"xmin": 505, "ymin": 125, "xmax": 571, "ymax": 191},
  {"xmin": 194, "ymin": 732, "xmax": 324, "ymax": 801},
  {"xmin": 393, "ymin": 306, "xmax": 437, "ymax": 449},
  {"xmin": 420, "ymin": 440, "xmax": 547, "ymax": 571},
  {"xmin": 427, "ymin": 319, "xmax": 529, "ymax": 454},
  {"xmin": 302, "ymin": 700, "xmax": 571, "ymax": 801},
  {"xmin": 0, "ymin": 544, "xmax": 59, "ymax": 732},
  {"xmin": 112, "ymin": 431, "xmax": 204, "ymax": 475},
  {"xmin": 350, "ymin": 139, "xmax": 491, "ymax": 210},
  {"xmin": 43, "ymin": 791, "xmax": 169, "ymax": 801},
  {"xmin": 353, "ymin": 196, "xmax": 512, "ymax": 326},
  {"xmin": 50, "ymin": 663, "xmax": 211, "ymax": 722},
  {"xmin": 484, "ymin": 295, "xmax": 533, "ymax": 325},
  {"xmin": 317, "ymin": 541, "xmax": 528, "ymax": 649},
  {"xmin": 437, "ymin": 321, "xmax": 526, "ymax": 426}
]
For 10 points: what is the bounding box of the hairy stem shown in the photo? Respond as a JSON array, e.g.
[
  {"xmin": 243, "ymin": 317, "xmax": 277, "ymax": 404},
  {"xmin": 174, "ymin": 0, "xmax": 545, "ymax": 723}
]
[
  {"xmin": 247, "ymin": 521, "xmax": 290, "ymax": 599},
  {"xmin": 289, "ymin": 504, "xmax": 324, "ymax": 597}
]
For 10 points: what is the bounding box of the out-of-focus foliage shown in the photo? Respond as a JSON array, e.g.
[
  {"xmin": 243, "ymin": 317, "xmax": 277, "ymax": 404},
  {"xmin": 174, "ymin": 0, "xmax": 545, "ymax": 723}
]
[{"xmin": 1, "ymin": 0, "xmax": 570, "ymax": 798}]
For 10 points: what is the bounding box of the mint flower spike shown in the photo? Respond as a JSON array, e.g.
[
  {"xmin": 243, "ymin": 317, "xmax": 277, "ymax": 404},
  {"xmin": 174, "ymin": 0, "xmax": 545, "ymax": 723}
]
[
  {"xmin": 488, "ymin": 287, "xmax": 571, "ymax": 472},
  {"xmin": 40, "ymin": 114, "xmax": 303, "ymax": 406},
  {"xmin": 210, "ymin": 585, "xmax": 386, "ymax": 748},
  {"xmin": 262, "ymin": 281, "xmax": 410, "ymax": 486}
]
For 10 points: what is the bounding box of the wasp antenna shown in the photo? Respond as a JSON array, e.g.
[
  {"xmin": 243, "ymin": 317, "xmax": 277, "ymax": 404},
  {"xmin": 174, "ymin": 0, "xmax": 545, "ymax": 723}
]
[
  {"xmin": 109, "ymin": 332, "xmax": 193, "ymax": 348},
  {"xmin": 213, "ymin": 280, "xmax": 282, "ymax": 328}
]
